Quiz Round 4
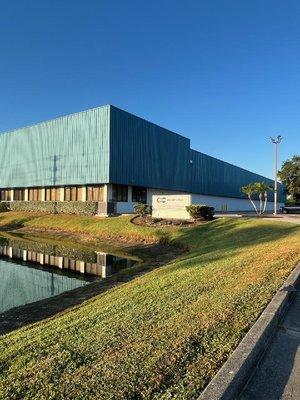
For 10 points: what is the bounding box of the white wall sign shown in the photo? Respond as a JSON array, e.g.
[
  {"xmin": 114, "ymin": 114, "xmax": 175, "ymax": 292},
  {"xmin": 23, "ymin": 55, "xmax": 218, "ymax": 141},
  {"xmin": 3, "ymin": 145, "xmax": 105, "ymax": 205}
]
[{"xmin": 152, "ymin": 194, "xmax": 191, "ymax": 219}]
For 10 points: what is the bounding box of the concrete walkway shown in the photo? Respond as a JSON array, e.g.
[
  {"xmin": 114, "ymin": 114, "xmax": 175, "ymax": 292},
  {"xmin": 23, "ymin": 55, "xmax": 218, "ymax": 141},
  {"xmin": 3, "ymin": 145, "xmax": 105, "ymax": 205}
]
[
  {"xmin": 275, "ymin": 215, "xmax": 300, "ymax": 224},
  {"xmin": 215, "ymin": 213, "xmax": 300, "ymax": 225},
  {"xmin": 240, "ymin": 280, "xmax": 300, "ymax": 399}
]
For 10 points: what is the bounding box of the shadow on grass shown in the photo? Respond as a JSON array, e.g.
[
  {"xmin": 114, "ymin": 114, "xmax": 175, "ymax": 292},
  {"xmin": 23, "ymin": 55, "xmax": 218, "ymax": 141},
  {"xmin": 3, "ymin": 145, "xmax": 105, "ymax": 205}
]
[{"xmin": 0, "ymin": 215, "xmax": 37, "ymax": 231}]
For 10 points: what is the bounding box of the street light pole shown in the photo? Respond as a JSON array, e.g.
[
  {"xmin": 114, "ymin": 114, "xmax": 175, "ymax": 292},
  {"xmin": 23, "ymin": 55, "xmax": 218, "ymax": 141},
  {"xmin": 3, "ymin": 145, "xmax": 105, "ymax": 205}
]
[{"xmin": 270, "ymin": 135, "xmax": 283, "ymax": 215}]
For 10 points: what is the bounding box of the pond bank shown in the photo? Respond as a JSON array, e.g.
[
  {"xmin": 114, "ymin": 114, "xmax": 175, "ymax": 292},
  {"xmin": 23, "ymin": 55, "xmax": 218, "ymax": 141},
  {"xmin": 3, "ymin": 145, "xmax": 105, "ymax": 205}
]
[
  {"xmin": 0, "ymin": 241, "xmax": 183, "ymax": 336},
  {"xmin": 0, "ymin": 211, "xmax": 178, "ymax": 245},
  {"xmin": 0, "ymin": 213, "xmax": 185, "ymax": 335}
]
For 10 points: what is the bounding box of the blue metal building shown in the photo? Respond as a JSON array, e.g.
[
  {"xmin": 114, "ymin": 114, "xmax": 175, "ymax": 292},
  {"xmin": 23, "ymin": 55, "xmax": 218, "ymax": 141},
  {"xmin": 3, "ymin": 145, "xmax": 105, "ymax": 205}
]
[{"xmin": 0, "ymin": 104, "xmax": 283, "ymax": 213}]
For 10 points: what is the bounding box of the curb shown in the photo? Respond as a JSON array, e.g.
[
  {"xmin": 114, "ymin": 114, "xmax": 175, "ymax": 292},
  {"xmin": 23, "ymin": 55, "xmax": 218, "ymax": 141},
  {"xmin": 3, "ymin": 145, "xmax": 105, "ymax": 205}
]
[{"xmin": 198, "ymin": 262, "xmax": 300, "ymax": 400}]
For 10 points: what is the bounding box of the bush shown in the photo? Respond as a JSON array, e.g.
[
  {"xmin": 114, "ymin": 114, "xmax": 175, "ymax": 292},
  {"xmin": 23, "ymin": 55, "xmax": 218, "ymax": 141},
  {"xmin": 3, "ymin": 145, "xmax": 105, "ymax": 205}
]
[
  {"xmin": 0, "ymin": 202, "xmax": 9, "ymax": 212},
  {"xmin": 156, "ymin": 231, "xmax": 171, "ymax": 245},
  {"xmin": 55, "ymin": 201, "xmax": 98, "ymax": 216},
  {"xmin": 134, "ymin": 203, "xmax": 151, "ymax": 217},
  {"xmin": 5, "ymin": 201, "xmax": 99, "ymax": 216},
  {"xmin": 186, "ymin": 204, "xmax": 215, "ymax": 221}
]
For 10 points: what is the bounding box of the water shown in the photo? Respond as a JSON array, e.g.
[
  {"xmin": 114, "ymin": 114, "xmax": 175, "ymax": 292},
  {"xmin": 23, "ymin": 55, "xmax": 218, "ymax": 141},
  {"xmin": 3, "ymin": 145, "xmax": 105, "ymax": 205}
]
[
  {"xmin": 0, "ymin": 259, "xmax": 87, "ymax": 314},
  {"xmin": 0, "ymin": 235, "xmax": 136, "ymax": 314}
]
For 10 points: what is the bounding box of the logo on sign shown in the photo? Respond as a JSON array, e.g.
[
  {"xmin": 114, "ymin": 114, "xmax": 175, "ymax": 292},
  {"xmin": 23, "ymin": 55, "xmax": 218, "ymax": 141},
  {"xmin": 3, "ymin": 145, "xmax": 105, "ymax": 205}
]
[{"xmin": 157, "ymin": 196, "xmax": 167, "ymax": 204}]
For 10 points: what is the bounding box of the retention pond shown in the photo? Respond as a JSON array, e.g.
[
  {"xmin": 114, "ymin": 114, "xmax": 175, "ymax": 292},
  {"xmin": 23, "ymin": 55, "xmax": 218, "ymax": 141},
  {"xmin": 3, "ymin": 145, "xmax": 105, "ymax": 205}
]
[{"xmin": 0, "ymin": 233, "xmax": 137, "ymax": 315}]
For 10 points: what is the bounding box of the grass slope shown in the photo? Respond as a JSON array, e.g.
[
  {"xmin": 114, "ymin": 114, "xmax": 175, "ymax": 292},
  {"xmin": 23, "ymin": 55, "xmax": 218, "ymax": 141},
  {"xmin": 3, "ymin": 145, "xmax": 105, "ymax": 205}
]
[
  {"xmin": 0, "ymin": 216, "xmax": 299, "ymax": 399},
  {"xmin": 0, "ymin": 212, "xmax": 170, "ymax": 244}
]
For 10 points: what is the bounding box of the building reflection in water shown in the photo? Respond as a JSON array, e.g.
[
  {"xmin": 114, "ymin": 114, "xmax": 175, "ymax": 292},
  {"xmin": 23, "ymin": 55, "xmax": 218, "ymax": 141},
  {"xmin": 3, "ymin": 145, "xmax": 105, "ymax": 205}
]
[{"xmin": 0, "ymin": 245, "xmax": 135, "ymax": 279}]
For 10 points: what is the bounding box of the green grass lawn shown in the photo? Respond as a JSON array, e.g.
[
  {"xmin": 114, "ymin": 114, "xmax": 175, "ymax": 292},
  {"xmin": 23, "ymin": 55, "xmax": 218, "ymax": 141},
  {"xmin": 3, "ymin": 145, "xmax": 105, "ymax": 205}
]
[
  {"xmin": 0, "ymin": 211, "xmax": 171, "ymax": 244},
  {"xmin": 0, "ymin": 214, "xmax": 299, "ymax": 399}
]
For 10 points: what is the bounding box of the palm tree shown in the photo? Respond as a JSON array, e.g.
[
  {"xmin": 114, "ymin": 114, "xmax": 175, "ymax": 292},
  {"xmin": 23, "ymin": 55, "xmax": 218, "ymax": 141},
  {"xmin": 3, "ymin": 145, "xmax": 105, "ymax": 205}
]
[
  {"xmin": 243, "ymin": 182, "xmax": 273, "ymax": 214},
  {"xmin": 252, "ymin": 182, "xmax": 273, "ymax": 214},
  {"xmin": 261, "ymin": 182, "xmax": 273, "ymax": 214},
  {"xmin": 241, "ymin": 183, "xmax": 259, "ymax": 214},
  {"xmin": 252, "ymin": 182, "xmax": 264, "ymax": 214}
]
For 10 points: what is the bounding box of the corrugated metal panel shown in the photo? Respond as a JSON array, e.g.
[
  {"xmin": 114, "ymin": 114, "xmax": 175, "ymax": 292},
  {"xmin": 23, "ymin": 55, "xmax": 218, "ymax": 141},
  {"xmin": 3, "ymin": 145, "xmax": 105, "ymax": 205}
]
[
  {"xmin": 0, "ymin": 104, "xmax": 284, "ymax": 202},
  {"xmin": 109, "ymin": 106, "xmax": 191, "ymax": 191},
  {"xmin": 109, "ymin": 106, "xmax": 283, "ymax": 201},
  {"xmin": 0, "ymin": 106, "xmax": 110, "ymax": 188},
  {"xmin": 189, "ymin": 150, "xmax": 284, "ymax": 202}
]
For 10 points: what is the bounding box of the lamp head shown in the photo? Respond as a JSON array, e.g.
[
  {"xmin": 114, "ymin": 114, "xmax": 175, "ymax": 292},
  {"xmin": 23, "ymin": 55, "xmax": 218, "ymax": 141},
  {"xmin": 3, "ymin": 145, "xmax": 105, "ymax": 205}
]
[{"xmin": 270, "ymin": 135, "xmax": 283, "ymax": 144}]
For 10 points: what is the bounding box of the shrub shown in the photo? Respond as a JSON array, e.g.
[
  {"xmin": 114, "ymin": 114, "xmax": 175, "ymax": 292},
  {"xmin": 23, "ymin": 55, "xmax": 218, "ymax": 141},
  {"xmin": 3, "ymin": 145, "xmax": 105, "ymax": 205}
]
[
  {"xmin": 5, "ymin": 201, "xmax": 99, "ymax": 216},
  {"xmin": 0, "ymin": 202, "xmax": 9, "ymax": 212},
  {"xmin": 55, "ymin": 201, "xmax": 98, "ymax": 216},
  {"xmin": 134, "ymin": 203, "xmax": 151, "ymax": 217},
  {"xmin": 156, "ymin": 231, "xmax": 171, "ymax": 245},
  {"xmin": 186, "ymin": 204, "xmax": 215, "ymax": 221}
]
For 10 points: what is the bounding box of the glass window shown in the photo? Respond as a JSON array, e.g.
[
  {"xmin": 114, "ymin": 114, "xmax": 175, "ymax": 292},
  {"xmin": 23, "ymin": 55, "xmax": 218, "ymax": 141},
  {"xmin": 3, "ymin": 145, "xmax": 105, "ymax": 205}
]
[
  {"xmin": 38, "ymin": 189, "xmax": 43, "ymax": 201},
  {"xmin": 132, "ymin": 186, "xmax": 147, "ymax": 204},
  {"xmin": 0, "ymin": 189, "xmax": 11, "ymax": 201},
  {"xmin": 64, "ymin": 186, "xmax": 80, "ymax": 201},
  {"xmin": 71, "ymin": 187, "xmax": 77, "ymax": 201},
  {"xmin": 55, "ymin": 188, "xmax": 61, "ymax": 201},
  {"xmin": 14, "ymin": 189, "xmax": 25, "ymax": 201},
  {"xmin": 45, "ymin": 188, "xmax": 51, "ymax": 201},
  {"xmin": 87, "ymin": 185, "xmax": 104, "ymax": 201},
  {"xmin": 112, "ymin": 185, "xmax": 128, "ymax": 202},
  {"xmin": 28, "ymin": 188, "xmax": 39, "ymax": 201},
  {"xmin": 65, "ymin": 187, "xmax": 71, "ymax": 201},
  {"xmin": 45, "ymin": 187, "xmax": 61, "ymax": 201}
]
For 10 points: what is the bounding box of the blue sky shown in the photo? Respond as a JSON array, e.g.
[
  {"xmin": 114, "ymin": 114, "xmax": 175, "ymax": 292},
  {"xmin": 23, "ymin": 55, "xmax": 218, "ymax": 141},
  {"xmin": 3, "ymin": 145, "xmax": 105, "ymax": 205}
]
[{"xmin": 0, "ymin": 0, "xmax": 299, "ymax": 179}]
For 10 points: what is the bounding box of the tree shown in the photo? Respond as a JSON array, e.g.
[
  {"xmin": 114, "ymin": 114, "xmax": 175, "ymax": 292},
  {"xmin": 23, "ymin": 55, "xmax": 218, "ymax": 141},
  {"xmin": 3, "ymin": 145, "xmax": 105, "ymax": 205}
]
[
  {"xmin": 241, "ymin": 182, "xmax": 273, "ymax": 214},
  {"xmin": 253, "ymin": 182, "xmax": 273, "ymax": 214},
  {"xmin": 241, "ymin": 183, "xmax": 259, "ymax": 214},
  {"xmin": 278, "ymin": 155, "xmax": 300, "ymax": 203}
]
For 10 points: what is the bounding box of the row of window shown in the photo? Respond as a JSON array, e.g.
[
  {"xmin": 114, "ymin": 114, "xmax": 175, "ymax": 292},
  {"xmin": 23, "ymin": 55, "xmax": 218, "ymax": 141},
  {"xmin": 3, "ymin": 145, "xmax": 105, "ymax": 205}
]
[
  {"xmin": 111, "ymin": 185, "xmax": 147, "ymax": 203},
  {"xmin": 0, "ymin": 185, "xmax": 105, "ymax": 202},
  {"xmin": 0, "ymin": 185, "xmax": 147, "ymax": 203}
]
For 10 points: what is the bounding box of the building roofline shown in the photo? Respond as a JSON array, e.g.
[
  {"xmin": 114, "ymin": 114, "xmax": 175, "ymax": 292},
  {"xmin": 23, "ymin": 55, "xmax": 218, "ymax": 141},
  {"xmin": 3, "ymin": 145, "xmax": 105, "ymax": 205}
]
[
  {"xmin": 0, "ymin": 103, "xmax": 275, "ymax": 182},
  {"xmin": 0, "ymin": 104, "xmax": 190, "ymax": 142},
  {"xmin": 190, "ymin": 148, "xmax": 274, "ymax": 181},
  {"xmin": 0, "ymin": 104, "xmax": 111, "ymax": 137},
  {"xmin": 109, "ymin": 104, "xmax": 190, "ymax": 142}
]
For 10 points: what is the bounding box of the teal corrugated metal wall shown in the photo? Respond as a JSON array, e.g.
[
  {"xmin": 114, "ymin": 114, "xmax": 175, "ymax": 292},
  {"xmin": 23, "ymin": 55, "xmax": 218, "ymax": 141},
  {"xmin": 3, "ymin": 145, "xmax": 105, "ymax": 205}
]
[
  {"xmin": 0, "ymin": 106, "xmax": 110, "ymax": 187},
  {"xmin": 109, "ymin": 106, "xmax": 283, "ymax": 201},
  {"xmin": 189, "ymin": 150, "xmax": 283, "ymax": 202},
  {"xmin": 109, "ymin": 106, "xmax": 191, "ymax": 191},
  {"xmin": 0, "ymin": 104, "xmax": 283, "ymax": 202}
]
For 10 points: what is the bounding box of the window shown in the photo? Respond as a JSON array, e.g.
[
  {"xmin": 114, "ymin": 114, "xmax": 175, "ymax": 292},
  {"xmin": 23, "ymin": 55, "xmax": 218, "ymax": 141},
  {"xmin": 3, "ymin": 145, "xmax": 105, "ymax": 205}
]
[
  {"xmin": 14, "ymin": 189, "xmax": 25, "ymax": 201},
  {"xmin": 28, "ymin": 188, "xmax": 39, "ymax": 201},
  {"xmin": 0, "ymin": 189, "xmax": 11, "ymax": 201},
  {"xmin": 45, "ymin": 187, "xmax": 61, "ymax": 201},
  {"xmin": 45, "ymin": 188, "xmax": 51, "ymax": 201},
  {"xmin": 28, "ymin": 188, "xmax": 43, "ymax": 201},
  {"xmin": 87, "ymin": 185, "xmax": 104, "ymax": 201},
  {"xmin": 112, "ymin": 185, "xmax": 128, "ymax": 202},
  {"xmin": 64, "ymin": 186, "xmax": 82, "ymax": 201},
  {"xmin": 65, "ymin": 187, "xmax": 71, "ymax": 201},
  {"xmin": 132, "ymin": 186, "xmax": 147, "ymax": 204}
]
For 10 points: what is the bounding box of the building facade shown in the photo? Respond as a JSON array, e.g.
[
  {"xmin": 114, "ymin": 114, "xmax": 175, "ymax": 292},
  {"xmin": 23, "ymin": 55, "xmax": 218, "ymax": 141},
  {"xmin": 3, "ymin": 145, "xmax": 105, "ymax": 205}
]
[{"xmin": 0, "ymin": 104, "xmax": 284, "ymax": 214}]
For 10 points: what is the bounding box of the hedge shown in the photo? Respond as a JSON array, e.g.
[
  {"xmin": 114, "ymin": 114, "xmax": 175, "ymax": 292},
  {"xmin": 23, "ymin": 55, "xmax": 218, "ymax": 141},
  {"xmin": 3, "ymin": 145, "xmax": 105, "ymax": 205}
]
[
  {"xmin": 1, "ymin": 201, "xmax": 99, "ymax": 216},
  {"xmin": 186, "ymin": 204, "xmax": 215, "ymax": 220},
  {"xmin": 0, "ymin": 202, "xmax": 9, "ymax": 212}
]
